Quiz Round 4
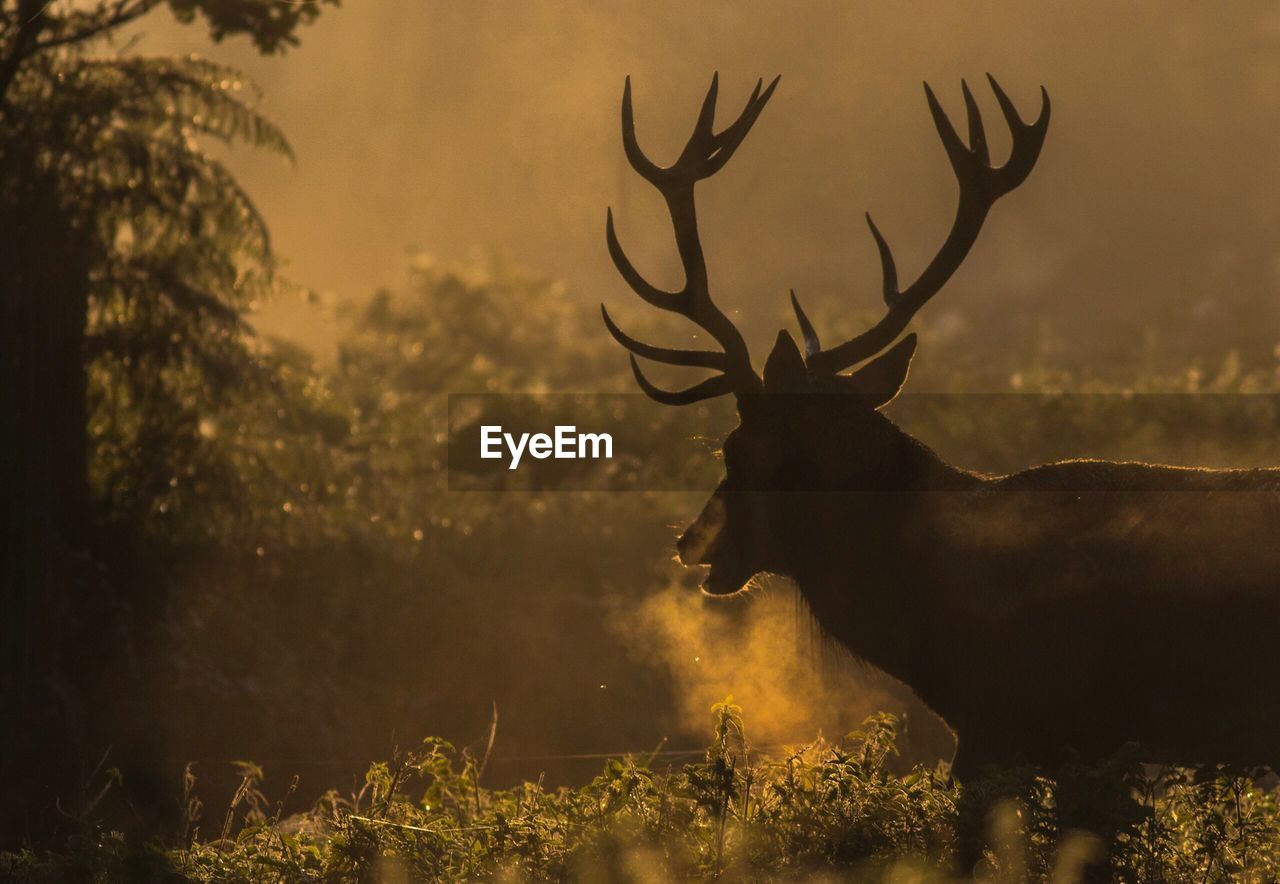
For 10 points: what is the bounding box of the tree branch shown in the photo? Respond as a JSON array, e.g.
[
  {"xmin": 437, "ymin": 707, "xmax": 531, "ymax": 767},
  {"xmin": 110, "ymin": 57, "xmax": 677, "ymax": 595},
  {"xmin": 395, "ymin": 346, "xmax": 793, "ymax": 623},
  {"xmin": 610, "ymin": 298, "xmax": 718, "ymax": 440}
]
[
  {"xmin": 0, "ymin": 0, "xmax": 158, "ymax": 110},
  {"xmin": 0, "ymin": 0, "xmax": 49, "ymax": 108},
  {"xmin": 31, "ymin": 0, "xmax": 157, "ymax": 52}
]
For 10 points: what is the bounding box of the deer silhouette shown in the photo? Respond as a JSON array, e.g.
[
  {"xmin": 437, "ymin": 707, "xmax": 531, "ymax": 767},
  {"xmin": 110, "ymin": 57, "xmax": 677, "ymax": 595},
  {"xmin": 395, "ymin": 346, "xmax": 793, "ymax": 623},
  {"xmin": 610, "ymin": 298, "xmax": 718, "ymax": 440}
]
[{"xmin": 601, "ymin": 73, "xmax": 1280, "ymax": 792}]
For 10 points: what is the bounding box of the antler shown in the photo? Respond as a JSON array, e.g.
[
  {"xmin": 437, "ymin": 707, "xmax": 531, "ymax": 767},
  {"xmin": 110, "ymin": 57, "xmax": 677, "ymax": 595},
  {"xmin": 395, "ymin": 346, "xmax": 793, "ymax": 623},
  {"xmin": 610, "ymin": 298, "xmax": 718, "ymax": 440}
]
[
  {"xmin": 601, "ymin": 73, "xmax": 778, "ymax": 404},
  {"xmin": 798, "ymin": 74, "xmax": 1050, "ymax": 375}
]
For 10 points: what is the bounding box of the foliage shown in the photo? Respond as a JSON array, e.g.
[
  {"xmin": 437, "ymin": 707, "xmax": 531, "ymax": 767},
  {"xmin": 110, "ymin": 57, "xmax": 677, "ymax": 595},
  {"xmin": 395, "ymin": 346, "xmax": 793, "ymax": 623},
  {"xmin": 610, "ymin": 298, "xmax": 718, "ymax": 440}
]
[
  {"xmin": 8, "ymin": 708, "xmax": 1280, "ymax": 881},
  {"xmin": 165, "ymin": 0, "xmax": 339, "ymax": 53},
  {"xmin": 16, "ymin": 52, "xmax": 297, "ymax": 537},
  {"xmin": 0, "ymin": 0, "xmax": 332, "ymax": 540},
  {"xmin": 0, "ymin": 0, "xmax": 335, "ymax": 78},
  {"xmin": 116, "ymin": 253, "xmax": 702, "ymax": 796},
  {"xmin": 0, "ymin": 0, "xmax": 334, "ymax": 540},
  {"xmin": 67, "ymin": 242, "xmax": 1280, "ymax": 870},
  {"xmin": 8, "ymin": 3, "xmax": 1280, "ymax": 866}
]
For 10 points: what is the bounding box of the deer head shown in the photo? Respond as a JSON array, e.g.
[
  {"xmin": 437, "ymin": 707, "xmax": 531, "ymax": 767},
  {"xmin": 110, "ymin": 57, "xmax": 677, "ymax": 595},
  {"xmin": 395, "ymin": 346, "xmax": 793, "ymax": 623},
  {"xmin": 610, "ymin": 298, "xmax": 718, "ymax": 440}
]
[{"xmin": 603, "ymin": 74, "xmax": 1049, "ymax": 595}]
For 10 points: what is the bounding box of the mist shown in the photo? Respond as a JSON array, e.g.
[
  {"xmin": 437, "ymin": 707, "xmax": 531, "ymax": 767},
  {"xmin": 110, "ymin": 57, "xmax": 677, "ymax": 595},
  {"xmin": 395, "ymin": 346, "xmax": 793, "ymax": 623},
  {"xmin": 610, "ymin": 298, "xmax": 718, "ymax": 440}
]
[
  {"xmin": 615, "ymin": 578, "xmax": 955, "ymax": 764},
  {"xmin": 11, "ymin": 0, "xmax": 1280, "ymax": 868},
  {"xmin": 133, "ymin": 1, "xmax": 1280, "ymax": 367},
  {"xmin": 119, "ymin": 0, "xmax": 1280, "ymax": 776}
]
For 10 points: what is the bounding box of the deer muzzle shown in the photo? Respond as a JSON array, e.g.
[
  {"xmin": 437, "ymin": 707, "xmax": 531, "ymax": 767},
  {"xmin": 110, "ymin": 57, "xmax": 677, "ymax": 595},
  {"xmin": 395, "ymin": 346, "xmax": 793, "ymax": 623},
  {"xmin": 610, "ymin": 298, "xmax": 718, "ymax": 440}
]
[{"xmin": 676, "ymin": 493, "xmax": 726, "ymax": 567}]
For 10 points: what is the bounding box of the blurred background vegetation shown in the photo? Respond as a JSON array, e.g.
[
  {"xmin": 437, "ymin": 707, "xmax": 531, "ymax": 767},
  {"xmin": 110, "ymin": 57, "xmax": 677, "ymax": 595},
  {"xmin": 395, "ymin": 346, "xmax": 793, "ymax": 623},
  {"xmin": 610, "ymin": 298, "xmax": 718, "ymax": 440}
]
[{"xmin": 5, "ymin": 0, "xmax": 1280, "ymax": 865}]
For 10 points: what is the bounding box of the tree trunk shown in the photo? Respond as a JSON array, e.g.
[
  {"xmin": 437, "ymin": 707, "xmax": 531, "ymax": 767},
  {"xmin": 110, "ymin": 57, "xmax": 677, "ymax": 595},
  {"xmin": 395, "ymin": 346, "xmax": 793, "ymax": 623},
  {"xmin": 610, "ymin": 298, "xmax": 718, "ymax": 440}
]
[{"xmin": 0, "ymin": 153, "xmax": 97, "ymax": 843}]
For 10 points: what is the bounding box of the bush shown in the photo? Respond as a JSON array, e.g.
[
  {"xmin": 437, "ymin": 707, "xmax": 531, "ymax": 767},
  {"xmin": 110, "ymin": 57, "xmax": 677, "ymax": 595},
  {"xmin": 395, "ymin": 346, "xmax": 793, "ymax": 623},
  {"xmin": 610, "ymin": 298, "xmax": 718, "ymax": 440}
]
[{"xmin": 8, "ymin": 706, "xmax": 1280, "ymax": 882}]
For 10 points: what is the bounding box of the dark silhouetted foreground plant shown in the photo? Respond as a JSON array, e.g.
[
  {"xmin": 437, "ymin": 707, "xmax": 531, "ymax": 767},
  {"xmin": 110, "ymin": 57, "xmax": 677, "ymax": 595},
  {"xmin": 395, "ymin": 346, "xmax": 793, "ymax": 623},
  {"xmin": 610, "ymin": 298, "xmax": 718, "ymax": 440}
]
[{"xmin": 5, "ymin": 706, "xmax": 1280, "ymax": 881}]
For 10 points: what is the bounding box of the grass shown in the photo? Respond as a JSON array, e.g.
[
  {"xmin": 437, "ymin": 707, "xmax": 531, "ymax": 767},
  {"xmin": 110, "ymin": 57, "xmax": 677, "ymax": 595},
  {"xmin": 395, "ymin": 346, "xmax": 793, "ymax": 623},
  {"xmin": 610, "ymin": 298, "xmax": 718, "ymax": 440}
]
[{"xmin": 4, "ymin": 704, "xmax": 1280, "ymax": 882}]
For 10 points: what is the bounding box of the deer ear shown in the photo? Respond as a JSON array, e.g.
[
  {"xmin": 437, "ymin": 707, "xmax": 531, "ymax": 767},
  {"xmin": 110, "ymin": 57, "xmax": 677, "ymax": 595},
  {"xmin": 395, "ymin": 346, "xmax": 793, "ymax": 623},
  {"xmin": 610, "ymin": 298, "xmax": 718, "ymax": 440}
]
[
  {"xmin": 763, "ymin": 330, "xmax": 807, "ymax": 393},
  {"xmin": 843, "ymin": 333, "xmax": 917, "ymax": 408}
]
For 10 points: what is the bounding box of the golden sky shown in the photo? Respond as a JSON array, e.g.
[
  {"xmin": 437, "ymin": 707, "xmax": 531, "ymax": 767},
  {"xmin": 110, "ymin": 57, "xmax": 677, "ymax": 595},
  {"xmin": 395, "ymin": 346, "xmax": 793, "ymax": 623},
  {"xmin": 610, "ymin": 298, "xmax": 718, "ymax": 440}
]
[{"xmin": 134, "ymin": 1, "xmax": 1280, "ymax": 361}]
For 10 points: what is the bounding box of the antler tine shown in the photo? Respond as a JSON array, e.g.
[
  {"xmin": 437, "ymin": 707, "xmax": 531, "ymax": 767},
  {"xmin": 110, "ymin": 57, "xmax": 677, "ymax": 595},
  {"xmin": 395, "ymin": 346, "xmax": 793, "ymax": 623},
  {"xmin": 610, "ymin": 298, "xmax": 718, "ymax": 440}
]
[
  {"xmin": 987, "ymin": 74, "xmax": 1050, "ymax": 193},
  {"xmin": 960, "ymin": 80, "xmax": 989, "ymax": 168},
  {"xmin": 621, "ymin": 73, "xmax": 781, "ymax": 185},
  {"xmin": 628, "ymin": 356, "xmax": 738, "ymax": 405},
  {"xmin": 605, "ymin": 207, "xmax": 680, "ymax": 312},
  {"xmin": 806, "ymin": 77, "xmax": 1050, "ymax": 376},
  {"xmin": 864, "ymin": 213, "xmax": 899, "ymax": 306},
  {"xmin": 789, "ymin": 290, "xmax": 822, "ymax": 358},
  {"xmin": 620, "ymin": 76, "xmax": 664, "ymax": 185},
  {"xmin": 923, "ymin": 82, "xmax": 973, "ymax": 179},
  {"xmin": 706, "ymin": 75, "xmax": 780, "ymax": 175},
  {"xmin": 605, "ymin": 201, "xmax": 751, "ymax": 373},
  {"xmin": 680, "ymin": 72, "xmax": 721, "ymax": 160},
  {"xmin": 601, "ymin": 305, "xmax": 728, "ymax": 370},
  {"xmin": 604, "ymin": 75, "xmax": 776, "ymax": 403}
]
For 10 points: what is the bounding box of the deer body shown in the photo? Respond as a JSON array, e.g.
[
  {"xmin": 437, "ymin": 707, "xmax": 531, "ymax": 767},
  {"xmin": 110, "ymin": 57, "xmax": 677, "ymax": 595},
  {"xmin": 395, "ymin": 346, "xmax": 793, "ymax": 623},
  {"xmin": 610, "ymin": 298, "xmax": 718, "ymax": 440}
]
[
  {"xmin": 831, "ymin": 499, "xmax": 1280, "ymax": 774},
  {"xmin": 602, "ymin": 73, "xmax": 1280, "ymax": 775},
  {"xmin": 956, "ymin": 468, "xmax": 1280, "ymax": 773}
]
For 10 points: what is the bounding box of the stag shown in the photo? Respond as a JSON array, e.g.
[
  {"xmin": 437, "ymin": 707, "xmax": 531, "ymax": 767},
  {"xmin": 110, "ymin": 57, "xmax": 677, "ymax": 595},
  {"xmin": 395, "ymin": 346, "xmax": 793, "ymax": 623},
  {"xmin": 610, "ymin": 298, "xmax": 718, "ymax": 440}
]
[{"xmin": 602, "ymin": 73, "xmax": 1280, "ymax": 801}]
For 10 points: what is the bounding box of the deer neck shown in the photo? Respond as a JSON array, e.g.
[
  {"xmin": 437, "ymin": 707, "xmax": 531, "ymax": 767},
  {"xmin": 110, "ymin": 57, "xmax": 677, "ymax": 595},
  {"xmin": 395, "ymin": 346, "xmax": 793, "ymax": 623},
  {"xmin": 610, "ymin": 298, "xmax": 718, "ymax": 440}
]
[
  {"xmin": 873, "ymin": 414, "xmax": 982, "ymax": 492},
  {"xmin": 784, "ymin": 422, "xmax": 977, "ymax": 684},
  {"xmin": 792, "ymin": 550, "xmax": 924, "ymax": 684}
]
